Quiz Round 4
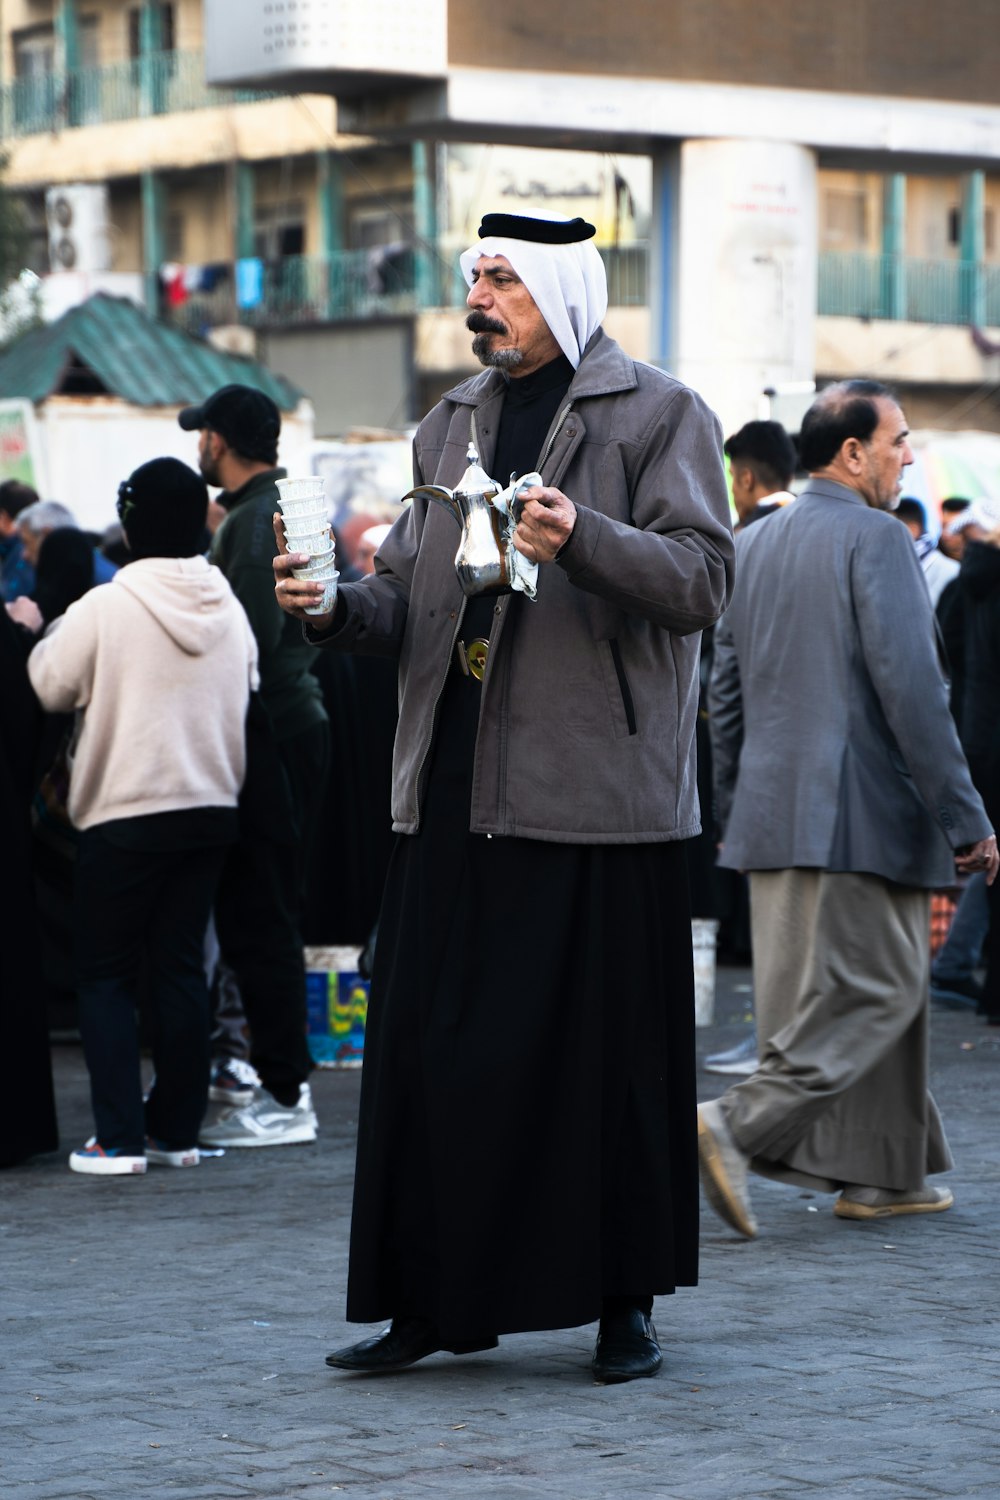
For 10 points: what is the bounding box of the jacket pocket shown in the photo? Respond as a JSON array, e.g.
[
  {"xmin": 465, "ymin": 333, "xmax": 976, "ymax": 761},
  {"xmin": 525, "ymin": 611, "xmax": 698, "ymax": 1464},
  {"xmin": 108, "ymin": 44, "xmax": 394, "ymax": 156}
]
[{"xmin": 608, "ymin": 638, "xmax": 637, "ymax": 736}]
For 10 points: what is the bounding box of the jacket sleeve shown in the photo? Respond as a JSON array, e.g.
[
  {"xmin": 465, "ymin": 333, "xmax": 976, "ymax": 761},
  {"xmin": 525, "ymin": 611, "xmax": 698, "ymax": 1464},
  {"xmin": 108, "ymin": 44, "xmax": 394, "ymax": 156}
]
[
  {"xmin": 556, "ymin": 384, "xmax": 735, "ymax": 635},
  {"xmin": 853, "ymin": 520, "xmax": 992, "ymax": 850},
  {"xmin": 226, "ymin": 552, "xmax": 287, "ymax": 676},
  {"xmin": 707, "ymin": 602, "xmax": 743, "ymax": 838},
  {"xmin": 26, "ymin": 602, "xmax": 97, "ymax": 713}
]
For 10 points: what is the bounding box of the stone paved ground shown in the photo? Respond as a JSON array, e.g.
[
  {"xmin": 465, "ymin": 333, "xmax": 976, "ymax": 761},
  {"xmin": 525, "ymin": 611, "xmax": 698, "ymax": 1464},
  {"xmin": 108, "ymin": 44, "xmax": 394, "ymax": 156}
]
[{"xmin": 3, "ymin": 967, "xmax": 1000, "ymax": 1500}]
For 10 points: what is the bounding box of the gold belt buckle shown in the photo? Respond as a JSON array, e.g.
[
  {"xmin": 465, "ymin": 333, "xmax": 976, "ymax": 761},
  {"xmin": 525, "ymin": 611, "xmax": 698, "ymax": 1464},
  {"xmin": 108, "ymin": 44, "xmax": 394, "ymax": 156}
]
[{"xmin": 455, "ymin": 637, "xmax": 490, "ymax": 681}]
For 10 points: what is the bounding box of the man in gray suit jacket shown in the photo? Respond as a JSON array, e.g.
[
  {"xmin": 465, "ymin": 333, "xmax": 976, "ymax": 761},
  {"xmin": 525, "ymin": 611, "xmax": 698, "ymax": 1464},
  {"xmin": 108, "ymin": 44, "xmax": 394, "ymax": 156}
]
[{"xmin": 701, "ymin": 379, "xmax": 997, "ymax": 1238}]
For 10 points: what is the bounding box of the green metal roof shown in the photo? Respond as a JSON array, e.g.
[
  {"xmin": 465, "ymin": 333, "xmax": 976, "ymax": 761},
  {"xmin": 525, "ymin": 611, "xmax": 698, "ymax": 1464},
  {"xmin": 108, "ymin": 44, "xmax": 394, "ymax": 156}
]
[{"xmin": 0, "ymin": 292, "xmax": 303, "ymax": 409}]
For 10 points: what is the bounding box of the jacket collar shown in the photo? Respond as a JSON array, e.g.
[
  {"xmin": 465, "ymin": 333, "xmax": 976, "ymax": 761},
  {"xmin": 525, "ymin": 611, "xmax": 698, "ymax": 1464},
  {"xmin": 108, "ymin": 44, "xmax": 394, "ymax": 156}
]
[
  {"xmin": 441, "ymin": 328, "xmax": 636, "ymax": 409},
  {"xmin": 219, "ymin": 466, "xmax": 287, "ymax": 511},
  {"xmin": 799, "ymin": 476, "xmax": 869, "ymax": 508}
]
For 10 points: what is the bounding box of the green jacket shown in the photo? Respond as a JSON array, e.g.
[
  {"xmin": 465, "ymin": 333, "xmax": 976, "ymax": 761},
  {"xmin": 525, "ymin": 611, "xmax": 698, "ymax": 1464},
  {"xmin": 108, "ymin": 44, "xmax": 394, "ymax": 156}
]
[{"xmin": 210, "ymin": 467, "xmax": 326, "ymax": 741}]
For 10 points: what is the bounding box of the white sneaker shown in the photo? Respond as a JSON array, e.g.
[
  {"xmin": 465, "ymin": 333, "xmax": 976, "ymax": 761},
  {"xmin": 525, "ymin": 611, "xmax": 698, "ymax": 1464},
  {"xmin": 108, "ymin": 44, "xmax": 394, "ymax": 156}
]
[
  {"xmin": 199, "ymin": 1084, "xmax": 318, "ymax": 1148},
  {"xmin": 69, "ymin": 1138, "xmax": 147, "ymax": 1176},
  {"xmin": 145, "ymin": 1137, "xmax": 200, "ymax": 1168}
]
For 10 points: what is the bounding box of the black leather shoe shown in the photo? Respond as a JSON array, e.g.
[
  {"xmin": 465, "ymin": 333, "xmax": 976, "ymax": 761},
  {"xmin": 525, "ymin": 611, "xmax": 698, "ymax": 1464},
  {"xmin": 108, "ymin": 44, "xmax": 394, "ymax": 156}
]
[
  {"xmin": 325, "ymin": 1317, "xmax": 441, "ymax": 1372},
  {"xmin": 591, "ymin": 1309, "xmax": 663, "ymax": 1384},
  {"xmin": 325, "ymin": 1318, "xmax": 499, "ymax": 1372}
]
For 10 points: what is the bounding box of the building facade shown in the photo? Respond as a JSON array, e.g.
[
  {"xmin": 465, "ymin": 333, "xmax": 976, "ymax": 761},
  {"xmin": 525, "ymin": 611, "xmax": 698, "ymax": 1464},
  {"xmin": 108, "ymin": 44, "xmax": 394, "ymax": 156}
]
[{"xmin": 3, "ymin": 0, "xmax": 1000, "ymax": 437}]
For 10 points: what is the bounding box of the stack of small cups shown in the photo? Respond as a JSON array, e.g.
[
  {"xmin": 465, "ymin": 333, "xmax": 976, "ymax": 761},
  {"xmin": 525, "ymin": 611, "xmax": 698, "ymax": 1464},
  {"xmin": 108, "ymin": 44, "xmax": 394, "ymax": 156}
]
[{"xmin": 276, "ymin": 476, "xmax": 339, "ymax": 615}]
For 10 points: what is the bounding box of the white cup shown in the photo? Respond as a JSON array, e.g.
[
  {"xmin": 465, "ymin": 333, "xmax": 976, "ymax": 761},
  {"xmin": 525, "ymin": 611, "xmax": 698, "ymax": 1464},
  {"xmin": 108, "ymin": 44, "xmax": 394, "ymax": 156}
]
[
  {"xmin": 276, "ymin": 476, "xmax": 327, "ymax": 506},
  {"xmin": 295, "ymin": 552, "xmax": 338, "ymax": 580},
  {"xmin": 278, "ymin": 498, "xmax": 328, "ymax": 522},
  {"xmin": 289, "ymin": 537, "xmax": 333, "ymax": 562},
  {"xmin": 304, "ymin": 570, "xmax": 339, "ymax": 617},
  {"xmin": 282, "ymin": 516, "xmax": 330, "ymax": 540},
  {"xmin": 282, "ymin": 507, "xmax": 328, "ymax": 529}
]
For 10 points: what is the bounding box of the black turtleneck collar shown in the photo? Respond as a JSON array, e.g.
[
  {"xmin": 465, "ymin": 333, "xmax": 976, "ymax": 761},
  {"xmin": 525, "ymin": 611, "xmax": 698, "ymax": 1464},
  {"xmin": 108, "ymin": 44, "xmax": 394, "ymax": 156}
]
[
  {"xmin": 502, "ymin": 353, "xmax": 575, "ymax": 404},
  {"xmin": 494, "ymin": 355, "xmax": 574, "ymax": 483}
]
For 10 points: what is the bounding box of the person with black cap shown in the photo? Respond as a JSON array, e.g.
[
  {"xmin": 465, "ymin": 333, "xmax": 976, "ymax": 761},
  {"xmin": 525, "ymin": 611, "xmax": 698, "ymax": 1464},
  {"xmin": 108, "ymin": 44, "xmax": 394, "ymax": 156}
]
[
  {"xmin": 177, "ymin": 384, "xmax": 328, "ymax": 1149},
  {"xmin": 28, "ymin": 458, "xmax": 259, "ymax": 1174},
  {"xmin": 274, "ymin": 211, "xmax": 734, "ymax": 1382}
]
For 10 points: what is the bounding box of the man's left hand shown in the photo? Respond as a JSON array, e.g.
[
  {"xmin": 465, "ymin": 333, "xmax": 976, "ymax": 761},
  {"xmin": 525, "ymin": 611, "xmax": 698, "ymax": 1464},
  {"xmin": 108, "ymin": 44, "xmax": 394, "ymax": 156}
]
[
  {"xmin": 512, "ymin": 486, "xmax": 576, "ymax": 564},
  {"xmin": 955, "ymin": 834, "xmax": 1000, "ymax": 885}
]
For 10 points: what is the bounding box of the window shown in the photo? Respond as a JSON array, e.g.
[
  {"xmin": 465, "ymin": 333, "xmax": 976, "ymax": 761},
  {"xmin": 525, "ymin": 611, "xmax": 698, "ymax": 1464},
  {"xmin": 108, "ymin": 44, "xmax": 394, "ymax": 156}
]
[
  {"xmin": 12, "ymin": 27, "xmax": 57, "ymax": 131},
  {"xmin": 254, "ymin": 204, "xmax": 306, "ymax": 260},
  {"xmin": 127, "ymin": 4, "xmax": 176, "ymax": 57},
  {"xmin": 14, "ymin": 17, "xmax": 99, "ymax": 73},
  {"xmin": 78, "ymin": 16, "xmax": 100, "ymax": 69},
  {"xmin": 13, "ymin": 26, "xmax": 56, "ymax": 80},
  {"xmin": 949, "ymin": 207, "xmax": 995, "ymax": 254},
  {"xmin": 165, "ymin": 212, "xmax": 185, "ymax": 262},
  {"xmin": 821, "ymin": 189, "xmax": 869, "ymax": 252}
]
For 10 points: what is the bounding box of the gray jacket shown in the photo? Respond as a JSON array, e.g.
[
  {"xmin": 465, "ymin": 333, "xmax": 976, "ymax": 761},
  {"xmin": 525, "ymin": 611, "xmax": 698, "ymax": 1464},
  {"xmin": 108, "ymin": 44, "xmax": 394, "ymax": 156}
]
[
  {"xmin": 709, "ymin": 477, "xmax": 991, "ymax": 887},
  {"xmin": 315, "ymin": 329, "xmax": 734, "ymax": 843}
]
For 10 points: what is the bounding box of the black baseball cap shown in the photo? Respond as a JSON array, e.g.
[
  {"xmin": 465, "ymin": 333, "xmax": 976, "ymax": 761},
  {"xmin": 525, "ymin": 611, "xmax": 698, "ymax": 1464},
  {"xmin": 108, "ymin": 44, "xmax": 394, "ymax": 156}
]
[{"xmin": 178, "ymin": 384, "xmax": 281, "ymax": 464}]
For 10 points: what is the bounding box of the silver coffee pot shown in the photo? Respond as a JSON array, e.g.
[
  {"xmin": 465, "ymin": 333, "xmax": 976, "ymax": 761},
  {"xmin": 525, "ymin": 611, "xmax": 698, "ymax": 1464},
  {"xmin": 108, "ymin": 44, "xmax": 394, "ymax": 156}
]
[{"xmin": 403, "ymin": 445, "xmax": 541, "ymax": 599}]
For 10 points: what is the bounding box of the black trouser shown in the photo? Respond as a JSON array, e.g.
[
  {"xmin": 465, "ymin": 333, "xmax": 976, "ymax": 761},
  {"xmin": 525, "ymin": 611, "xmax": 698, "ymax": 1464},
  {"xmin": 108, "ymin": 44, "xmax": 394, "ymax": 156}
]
[
  {"xmin": 214, "ymin": 719, "xmax": 329, "ymax": 1103},
  {"xmin": 74, "ymin": 830, "xmax": 226, "ymax": 1153}
]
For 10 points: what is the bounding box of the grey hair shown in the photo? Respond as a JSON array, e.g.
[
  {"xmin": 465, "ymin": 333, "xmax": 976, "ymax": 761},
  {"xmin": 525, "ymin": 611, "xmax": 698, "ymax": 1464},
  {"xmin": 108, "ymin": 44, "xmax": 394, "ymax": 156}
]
[{"xmin": 17, "ymin": 500, "xmax": 78, "ymax": 534}]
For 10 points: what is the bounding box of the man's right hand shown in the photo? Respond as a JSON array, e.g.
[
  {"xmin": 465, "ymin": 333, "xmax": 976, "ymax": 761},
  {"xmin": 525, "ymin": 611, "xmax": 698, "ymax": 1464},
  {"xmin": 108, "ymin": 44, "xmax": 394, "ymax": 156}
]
[
  {"xmin": 272, "ymin": 513, "xmax": 336, "ymax": 631},
  {"xmin": 955, "ymin": 834, "xmax": 1000, "ymax": 886}
]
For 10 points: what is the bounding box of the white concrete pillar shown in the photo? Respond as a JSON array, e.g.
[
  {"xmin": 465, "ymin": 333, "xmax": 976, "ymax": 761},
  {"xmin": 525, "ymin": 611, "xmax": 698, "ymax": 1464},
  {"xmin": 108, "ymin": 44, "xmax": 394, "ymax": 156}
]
[{"xmin": 672, "ymin": 139, "xmax": 818, "ymax": 437}]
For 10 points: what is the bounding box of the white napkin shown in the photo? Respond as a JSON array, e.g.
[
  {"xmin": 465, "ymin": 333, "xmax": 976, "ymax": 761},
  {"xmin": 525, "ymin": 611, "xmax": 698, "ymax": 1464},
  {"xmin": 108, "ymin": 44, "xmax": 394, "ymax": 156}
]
[{"xmin": 492, "ymin": 470, "xmax": 543, "ymax": 600}]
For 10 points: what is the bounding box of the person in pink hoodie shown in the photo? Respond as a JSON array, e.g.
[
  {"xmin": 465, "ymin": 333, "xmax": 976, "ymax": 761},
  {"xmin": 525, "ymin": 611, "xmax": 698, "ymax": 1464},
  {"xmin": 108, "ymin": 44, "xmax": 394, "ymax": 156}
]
[{"xmin": 28, "ymin": 458, "xmax": 258, "ymax": 1176}]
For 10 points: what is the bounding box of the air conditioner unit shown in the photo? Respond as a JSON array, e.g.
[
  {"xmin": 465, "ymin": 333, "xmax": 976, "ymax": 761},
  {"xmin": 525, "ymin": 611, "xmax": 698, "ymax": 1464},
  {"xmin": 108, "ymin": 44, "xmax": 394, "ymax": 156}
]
[{"xmin": 45, "ymin": 184, "xmax": 111, "ymax": 274}]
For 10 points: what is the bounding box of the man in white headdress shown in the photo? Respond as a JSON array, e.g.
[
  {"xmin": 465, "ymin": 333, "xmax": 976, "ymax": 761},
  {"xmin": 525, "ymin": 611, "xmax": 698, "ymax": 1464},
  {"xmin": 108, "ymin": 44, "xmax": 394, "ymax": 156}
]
[{"xmin": 273, "ymin": 211, "xmax": 734, "ymax": 1382}]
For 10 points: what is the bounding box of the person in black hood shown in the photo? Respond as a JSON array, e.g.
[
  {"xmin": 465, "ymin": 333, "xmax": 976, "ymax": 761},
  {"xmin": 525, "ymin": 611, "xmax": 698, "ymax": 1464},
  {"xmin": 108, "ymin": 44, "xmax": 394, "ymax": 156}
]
[
  {"xmin": 32, "ymin": 527, "xmax": 97, "ymax": 627},
  {"xmin": 956, "ymin": 527, "xmax": 1000, "ymax": 1022},
  {"xmin": 0, "ymin": 607, "xmax": 59, "ymax": 1165}
]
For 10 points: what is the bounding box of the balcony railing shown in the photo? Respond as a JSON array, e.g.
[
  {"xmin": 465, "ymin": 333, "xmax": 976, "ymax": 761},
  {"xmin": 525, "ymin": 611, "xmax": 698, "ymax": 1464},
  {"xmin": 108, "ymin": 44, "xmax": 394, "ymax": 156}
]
[
  {"xmin": 166, "ymin": 245, "xmax": 650, "ymax": 335},
  {"xmin": 819, "ymin": 252, "xmax": 1000, "ymax": 327},
  {"xmin": 177, "ymin": 247, "xmax": 1000, "ymax": 334},
  {"xmin": 0, "ymin": 50, "xmax": 276, "ymax": 137}
]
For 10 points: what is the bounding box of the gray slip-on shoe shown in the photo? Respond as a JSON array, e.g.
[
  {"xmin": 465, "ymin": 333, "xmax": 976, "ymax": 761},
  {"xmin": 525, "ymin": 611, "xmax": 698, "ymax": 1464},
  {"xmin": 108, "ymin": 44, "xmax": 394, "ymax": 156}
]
[{"xmin": 833, "ymin": 1185, "xmax": 954, "ymax": 1220}]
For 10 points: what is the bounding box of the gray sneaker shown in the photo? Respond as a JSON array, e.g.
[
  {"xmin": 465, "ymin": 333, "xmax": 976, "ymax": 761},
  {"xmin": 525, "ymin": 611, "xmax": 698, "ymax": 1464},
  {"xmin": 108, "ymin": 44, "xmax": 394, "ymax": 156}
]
[{"xmin": 199, "ymin": 1084, "xmax": 318, "ymax": 1148}]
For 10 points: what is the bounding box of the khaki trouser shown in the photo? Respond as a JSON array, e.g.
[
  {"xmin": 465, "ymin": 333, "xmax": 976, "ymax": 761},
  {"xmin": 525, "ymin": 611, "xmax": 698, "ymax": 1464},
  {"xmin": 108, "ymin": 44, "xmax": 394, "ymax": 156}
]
[{"xmin": 718, "ymin": 869, "xmax": 952, "ymax": 1193}]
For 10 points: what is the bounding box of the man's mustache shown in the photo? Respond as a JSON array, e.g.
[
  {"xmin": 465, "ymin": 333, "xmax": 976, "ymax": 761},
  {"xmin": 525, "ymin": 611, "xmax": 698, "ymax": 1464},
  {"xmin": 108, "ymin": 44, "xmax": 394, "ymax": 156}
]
[{"xmin": 466, "ymin": 312, "xmax": 507, "ymax": 336}]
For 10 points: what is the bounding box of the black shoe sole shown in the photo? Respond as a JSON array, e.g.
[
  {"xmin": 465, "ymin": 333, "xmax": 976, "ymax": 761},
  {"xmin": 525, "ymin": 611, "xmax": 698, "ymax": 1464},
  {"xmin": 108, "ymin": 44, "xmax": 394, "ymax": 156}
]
[{"xmin": 592, "ymin": 1354, "xmax": 663, "ymax": 1384}]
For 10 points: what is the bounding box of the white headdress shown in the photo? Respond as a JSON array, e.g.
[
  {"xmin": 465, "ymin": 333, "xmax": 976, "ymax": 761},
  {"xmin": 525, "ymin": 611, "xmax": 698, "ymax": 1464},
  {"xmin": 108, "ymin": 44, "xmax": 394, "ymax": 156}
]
[{"xmin": 459, "ymin": 210, "xmax": 608, "ymax": 370}]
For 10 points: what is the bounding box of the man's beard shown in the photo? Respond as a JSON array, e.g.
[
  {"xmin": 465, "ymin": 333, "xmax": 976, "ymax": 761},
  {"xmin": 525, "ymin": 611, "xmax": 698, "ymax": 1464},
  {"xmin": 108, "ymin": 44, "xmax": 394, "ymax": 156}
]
[
  {"xmin": 471, "ymin": 336, "xmax": 524, "ymax": 370},
  {"xmin": 198, "ymin": 452, "xmax": 222, "ymax": 488},
  {"xmin": 467, "ymin": 311, "xmax": 523, "ymax": 371}
]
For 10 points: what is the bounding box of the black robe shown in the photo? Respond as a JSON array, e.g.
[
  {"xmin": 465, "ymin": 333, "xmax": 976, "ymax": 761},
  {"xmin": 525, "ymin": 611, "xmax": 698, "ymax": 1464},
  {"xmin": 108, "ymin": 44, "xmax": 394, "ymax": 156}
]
[{"xmin": 0, "ymin": 612, "xmax": 59, "ymax": 1167}]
